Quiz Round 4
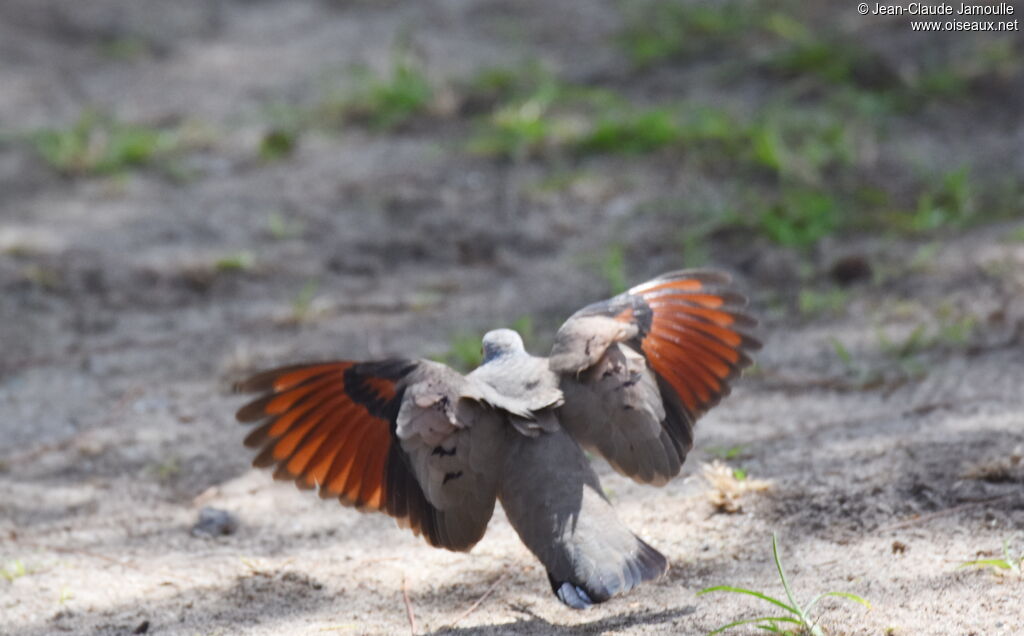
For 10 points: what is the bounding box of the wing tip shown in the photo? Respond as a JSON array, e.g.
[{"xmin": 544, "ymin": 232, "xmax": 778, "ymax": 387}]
[
  {"xmin": 634, "ymin": 537, "xmax": 669, "ymax": 583},
  {"xmin": 233, "ymin": 369, "xmax": 282, "ymax": 394},
  {"xmin": 236, "ymin": 397, "xmax": 270, "ymax": 423},
  {"xmin": 629, "ymin": 268, "xmax": 733, "ymax": 295}
]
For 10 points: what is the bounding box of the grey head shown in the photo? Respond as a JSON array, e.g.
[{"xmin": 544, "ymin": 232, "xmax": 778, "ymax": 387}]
[{"xmin": 481, "ymin": 328, "xmax": 526, "ymax": 363}]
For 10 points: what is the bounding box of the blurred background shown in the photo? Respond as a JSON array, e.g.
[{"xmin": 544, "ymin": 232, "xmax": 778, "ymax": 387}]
[{"xmin": 1, "ymin": 1, "xmax": 1022, "ymax": 634}]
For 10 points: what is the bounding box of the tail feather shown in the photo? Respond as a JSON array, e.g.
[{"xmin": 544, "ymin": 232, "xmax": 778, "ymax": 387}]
[
  {"xmin": 633, "ymin": 537, "xmax": 669, "ymax": 585},
  {"xmin": 550, "ymin": 535, "xmax": 668, "ymax": 609}
]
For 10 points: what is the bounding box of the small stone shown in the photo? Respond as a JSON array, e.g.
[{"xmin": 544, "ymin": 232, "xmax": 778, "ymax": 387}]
[
  {"xmin": 191, "ymin": 507, "xmax": 238, "ymax": 537},
  {"xmin": 829, "ymin": 254, "xmax": 873, "ymax": 286}
]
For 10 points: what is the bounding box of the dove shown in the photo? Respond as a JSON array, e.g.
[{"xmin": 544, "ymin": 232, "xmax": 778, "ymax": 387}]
[{"xmin": 234, "ymin": 269, "xmax": 759, "ymax": 608}]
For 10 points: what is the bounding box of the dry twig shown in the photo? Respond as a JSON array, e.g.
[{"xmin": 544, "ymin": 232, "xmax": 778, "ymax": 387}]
[
  {"xmin": 443, "ymin": 572, "xmax": 507, "ymax": 629},
  {"xmin": 879, "ymin": 494, "xmax": 1018, "ymax": 532},
  {"xmin": 402, "ymin": 573, "xmax": 417, "ymax": 636},
  {"xmin": 4, "ymin": 539, "xmax": 140, "ymax": 570}
]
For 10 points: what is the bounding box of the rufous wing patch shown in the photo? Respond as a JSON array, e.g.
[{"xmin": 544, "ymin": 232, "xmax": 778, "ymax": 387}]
[
  {"xmin": 234, "ymin": 360, "xmax": 462, "ymax": 550},
  {"xmin": 235, "ymin": 362, "xmax": 405, "ymax": 513},
  {"xmin": 612, "ymin": 272, "xmax": 759, "ymax": 419}
]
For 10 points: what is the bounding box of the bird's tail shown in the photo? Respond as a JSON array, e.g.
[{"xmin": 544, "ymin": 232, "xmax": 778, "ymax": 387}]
[{"xmin": 548, "ymin": 535, "xmax": 668, "ymax": 609}]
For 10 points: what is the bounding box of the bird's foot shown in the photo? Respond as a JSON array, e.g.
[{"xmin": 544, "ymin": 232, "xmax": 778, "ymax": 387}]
[{"xmin": 554, "ymin": 581, "xmax": 593, "ymax": 610}]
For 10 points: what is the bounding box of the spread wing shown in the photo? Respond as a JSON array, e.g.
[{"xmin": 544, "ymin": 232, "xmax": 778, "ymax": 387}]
[
  {"xmin": 549, "ymin": 269, "xmax": 760, "ymax": 485},
  {"xmin": 235, "ymin": 358, "xmax": 506, "ymax": 551}
]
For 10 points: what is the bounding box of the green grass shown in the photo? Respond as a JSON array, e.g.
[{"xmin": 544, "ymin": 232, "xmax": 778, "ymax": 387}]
[
  {"xmin": 266, "ymin": 212, "xmax": 304, "ymax": 240},
  {"xmin": 21, "ymin": 264, "xmax": 63, "ymax": 291},
  {"xmin": 259, "ymin": 128, "xmax": 298, "ymax": 161},
  {"xmin": 465, "ymin": 68, "xmax": 587, "ymax": 159},
  {"xmin": 445, "ymin": 330, "xmax": 484, "ymax": 372},
  {"xmin": 828, "ymin": 337, "xmax": 890, "ymax": 389},
  {"xmin": 877, "ymin": 308, "xmax": 977, "ymax": 362},
  {"xmin": 361, "ymin": 58, "xmax": 434, "ymax": 130},
  {"xmin": 672, "ymin": 205, "xmax": 743, "ymax": 267},
  {"xmin": 619, "ymin": 0, "xmax": 754, "ymax": 67},
  {"xmin": 619, "ymin": 0, "xmax": 893, "ymax": 94},
  {"xmin": 466, "ymin": 65, "xmax": 629, "ymax": 159},
  {"xmin": 440, "ymin": 315, "xmax": 537, "ymax": 372},
  {"xmin": 1, "ymin": 559, "xmax": 32, "ymax": 582},
  {"xmin": 699, "ymin": 534, "xmax": 870, "ymax": 635},
  {"xmin": 798, "ymin": 287, "xmax": 849, "ymax": 318},
  {"xmin": 679, "ymin": 230, "xmax": 711, "ymax": 268},
  {"xmin": 468, "ymin": 91, "xmax": 559, "ymax": 158},
  {"xmin": 757, "ymin": 189, "xmax": 840, "ymax": 248},
  {"xmin": 463, "ymin": 62, "xmax": 552, "ymax": 107},
  {"xmin": 830, "ymin": 338, "xmax": 854, "ymax": 368},
  {"xmin": 619, "ymin": 0, "xmax": 1017, "ymax": 119},
  {"xmin": 259, "ymin": 101, "xmax": 305, "ymax": 160},
  {"xmin": 445, "ymin": 3, "xmax": 1024, "ymax": 266},
  {"xmin": 902, "ymin": 38, "xmax": 1019, "ymax": 104},
  {"xmin": 463, "ymin": 72, "xmax": 1013, "ymax": 251},
  {"xmin": 705, "ymin": 445, "xmax": 748, "ymax": 461},
  {"xmin": 760, "ymin": 12, "xmax": 894, "ymax": 90},
  {"xmin": 958, "ymin": 539, "xmax": 1023, "ymax": 577},
  {"xmin": 934, "ymin": 305, "xmax": 977, "ymax": 347},
  {"xmin": 747, "ymin": 110, "xmax": 854, "ymax": 184},
  {"xmin": 214, "ymin": 251, "xmax": 255, "ymax": 273},
  {"xmin": 98, "ymin": 36, "xmax": 151, "ymax": 61},
  {"xmin": 321, "ymin": 54, "xmax": 434, "ymax": 131},
  {"xmin": 148, "ymin": 457, "xmax": 181, "ymax": 482},
  {"xmin": 675, "ymin": 106, "xmax": 746, "ymax": 153},
  {"xmin": 877, "ymin": 324, "xmax": 930, "ymax": 361},
  {"xmin": 474, "ymin": 91, "xmax": 749, "ymax": 160},
  {"xmin": 296, "ymin": 29, "xmax": 1018, "ymax": 257},
  {"xmin": 290, "ymin": 280, "xmax": 320, "ymax": 323},
  {"xmin": 509, "ymin": 315, "xmax": 536, "ymax": 350},
  {"xmin": 467, "ymin": 66, "xmax": 528, "ymax": 100},
  {"xmin": 600, "ymin": 244, "xmax": 628, "ymax": 295},
  {"xmin": 577, "ymin": 109, "xmax": 681, "ymax": 154},
  {"xmin": 897, "ymin": 168, "xmax": 975, "ymax": 233},
  {"xmin": 32, "ymin": 111, "xmax": 178, "ymax": 176},
  {"xmin": 768, "ymin": 39, "xmax": 865, "ymax": 85},
  {"xmin": 908, "ymin": 242, "xmax": 941, "ymax": 273}
]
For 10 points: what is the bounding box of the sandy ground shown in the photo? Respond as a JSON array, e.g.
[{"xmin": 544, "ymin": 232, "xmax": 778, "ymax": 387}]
[{"xmin": 2, "ymin": 1, "xmax": 1024, "ymax": 634}]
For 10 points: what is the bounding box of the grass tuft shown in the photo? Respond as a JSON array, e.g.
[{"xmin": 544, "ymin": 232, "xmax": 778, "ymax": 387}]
[
  {"xmin": 619, "ymin": 0, "xmax": 752, "ymax": 67},
  {"xmin": 439, "ymin": 315, "xmax": 536, "ymax": 373},
  {"xmin": 705, "ymin": 445, "xmax": 747, "ymax": 461},
  {"xmin": 288, "ymin": 280, "xmax": 320, "ymax": 324},
  {"xmin": 214, "ymin": 251, "xmax": 256, "ymax": 273},
  {"xmin": 266, "ymin": 212, "xmax": 304, "ymax": 240},
  {"xmin": 700, "ymin": 461, "xmax": 771, "ymax": 513},
  {"xmin": 798, "ymin": 287, "xmax": 849, "ymax": 318},
  {"xmin": 259, "ymin": 128, "xmax": 298, "ymax": 161},
  {"xmin": 32, "ymin": 111, "xmax": 178, "ymax": 176},
  {"xmin": 600, "ymin": 244, "xmax": 628, "ymax": 295},
  {"xmin": 758, "ymin": 189, "xmax": 840, "ymax": 248},
  {"xmin": 699, "ymin": 534, "xmax": 870, "ymax": 635},
  {"xmin": 1, "ymin": 559, "xmax": 32, "ymax": 583},
  {"xmin": 444, "ymin": 331, "xmax": 483, "ymax": 373},
  {"xmin": 958, "ymin": 539, "xmax": 1023, "ymax": 577},
  {"xmin": 577, "ymin": 109, "xmax": 680, "ymax": 154},
  {"xmin": 322, "ymin": 53, "xmax": 435, "ymax": 131},
  {"xmin": 467, "ymin": 80, "xmax": 564, "ymax": 159}
]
